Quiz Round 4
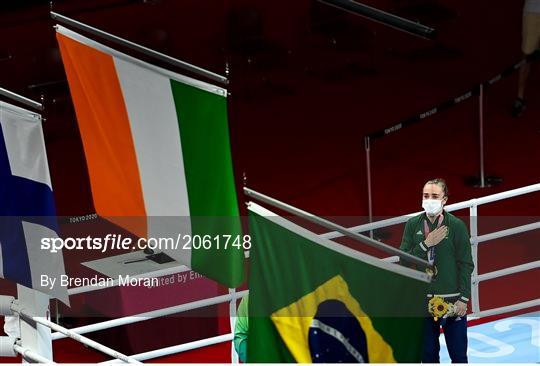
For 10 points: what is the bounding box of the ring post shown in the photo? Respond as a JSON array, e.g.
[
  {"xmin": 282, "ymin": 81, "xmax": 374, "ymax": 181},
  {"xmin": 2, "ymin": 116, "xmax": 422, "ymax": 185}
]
[
  {"xmin": 469, "ymin": 203, "xmax": 481, "ymax": 314},
  {"xmin": 465, "ymin": 83, "xmax": 502, "ymax": 188},
  {"xmin": 228, "ymin": 288, "xmax": 238, "ymax": 363},
  {"xmin": 16, "ymin": 285, "xmax": 53, "ymax": 362},
  {"xmin": 365, "ymin": 136, "xmax": 374, "ymax": 238},
  {"xmin": 479, "ymin": 84, "xmax": 486, "ymax": 188},
  {"xmin": 0, "ymin": 337, "xmax": 17, "ymax": 357}
]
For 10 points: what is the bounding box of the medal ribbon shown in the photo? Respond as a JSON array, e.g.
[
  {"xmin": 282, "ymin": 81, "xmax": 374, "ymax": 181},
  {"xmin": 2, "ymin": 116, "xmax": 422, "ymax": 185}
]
[{"xmin": 424, "ymin": 214, "xmax": 444, "ymax": 266}]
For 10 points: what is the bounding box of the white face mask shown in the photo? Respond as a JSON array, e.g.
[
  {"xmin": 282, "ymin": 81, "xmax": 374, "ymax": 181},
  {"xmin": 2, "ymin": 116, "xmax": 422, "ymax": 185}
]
[{"xmin": 422, "ymin": 199, "xmax": 443, "ymax": 216}]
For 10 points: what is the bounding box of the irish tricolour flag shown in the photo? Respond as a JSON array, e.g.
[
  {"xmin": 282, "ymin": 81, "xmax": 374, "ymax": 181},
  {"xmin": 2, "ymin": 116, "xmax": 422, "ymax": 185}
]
[{"xmin": 56, "ymin": 25, "xmax": 244, "ymax": 287}]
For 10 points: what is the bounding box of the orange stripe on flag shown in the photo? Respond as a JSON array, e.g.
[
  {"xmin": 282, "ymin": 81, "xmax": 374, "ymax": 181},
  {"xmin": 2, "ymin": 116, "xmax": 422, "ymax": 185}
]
[{"xmin": 57, "ymin": 33, "xmax": 147, "ymax": 238}]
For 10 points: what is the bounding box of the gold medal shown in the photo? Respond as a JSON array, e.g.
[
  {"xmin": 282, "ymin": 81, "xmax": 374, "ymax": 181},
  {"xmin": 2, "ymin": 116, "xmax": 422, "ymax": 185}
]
[{"xmin": 426, "ymin": 265, "xmax": 438, "ymax": 277}]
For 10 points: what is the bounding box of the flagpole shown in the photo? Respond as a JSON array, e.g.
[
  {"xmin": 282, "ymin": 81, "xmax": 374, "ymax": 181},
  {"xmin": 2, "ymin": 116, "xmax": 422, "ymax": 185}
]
[
  {"xmin": 50, "ymin": 11, "xmax": 229, "ymax": 85},
  {"xmin": 317, "ymin": 0, "xmax": 436, "ymax": 40},
  {"xmin": 0, "ymin": 88, "xmax": 43, "ymax": 111},
  {"xmin": 244, "ymin": 187, "xmax": 433, "ymax": 270}
]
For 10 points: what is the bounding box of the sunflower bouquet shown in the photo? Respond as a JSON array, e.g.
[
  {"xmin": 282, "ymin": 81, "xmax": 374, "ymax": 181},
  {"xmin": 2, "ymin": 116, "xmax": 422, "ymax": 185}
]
[{"xmin": 428, "ymin": 296, "xmax": 457, "ymax": 321}]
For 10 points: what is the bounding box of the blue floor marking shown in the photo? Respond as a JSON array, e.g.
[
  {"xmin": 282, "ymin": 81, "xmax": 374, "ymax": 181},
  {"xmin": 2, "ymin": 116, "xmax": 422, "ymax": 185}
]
[{"xmin": 440, "ymin": 312, "xmax": 539, "ymax": 363}]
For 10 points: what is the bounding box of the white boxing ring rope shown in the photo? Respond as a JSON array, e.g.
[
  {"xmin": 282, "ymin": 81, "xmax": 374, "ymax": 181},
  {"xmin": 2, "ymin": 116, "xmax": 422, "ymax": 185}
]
[
  {"xmin": 100, "ymin": 334, "xmax": 235, "ymax": 364},
  {"xmin": 477, "ymin": 221, "xmax": 540, "ymax": 242},
  {"xmin": 476, "ymin": 261, "xmax": 540, "ymax": 283},
  {"xmin": 50, "ymin": 291, "xmax": 249, "ymax": 340},
  {"xmin": 11, "ymin": 303, "xmax": 142, "ymax": 364},
  {"xmin": 321, "ymin": 183, "xmax": 540, "ymax": 240},
  {"xmin": 5, "ymin": 183, "xmax": 540, "ymax": 363},
  {"xmin": 12, "ymin": 343, "xmax": 56, "ymax": 364},
  {"xmin": 473, "ymin": 299, "xmax": 540, "ymax": 319}
]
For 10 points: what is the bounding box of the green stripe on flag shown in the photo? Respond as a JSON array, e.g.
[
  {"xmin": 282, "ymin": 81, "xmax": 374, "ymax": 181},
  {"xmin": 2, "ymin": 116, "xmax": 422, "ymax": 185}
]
[{"xmin": 170, "ymin": 80, "xmax": 244, "ymax": 288}]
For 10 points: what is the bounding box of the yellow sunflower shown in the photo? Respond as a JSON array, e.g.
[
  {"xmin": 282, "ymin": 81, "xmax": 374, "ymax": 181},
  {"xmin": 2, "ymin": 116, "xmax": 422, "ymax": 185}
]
[{"xmin": 428, "ymin": 296, "xmax": 449, "ymax": 321}]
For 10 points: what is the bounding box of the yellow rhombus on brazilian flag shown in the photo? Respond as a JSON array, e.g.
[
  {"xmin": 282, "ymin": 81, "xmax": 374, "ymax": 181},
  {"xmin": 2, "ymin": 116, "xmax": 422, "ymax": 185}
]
[{"xmin": 247, "ymin": 203, "xmax": 429, "ymax": 363}]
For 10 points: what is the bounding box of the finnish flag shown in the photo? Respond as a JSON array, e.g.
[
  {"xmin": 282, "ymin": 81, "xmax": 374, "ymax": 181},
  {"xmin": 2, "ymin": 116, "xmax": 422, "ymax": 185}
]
[{"xmin": 0, "ymin": 101, "xmax": 68, "ymax": 305}]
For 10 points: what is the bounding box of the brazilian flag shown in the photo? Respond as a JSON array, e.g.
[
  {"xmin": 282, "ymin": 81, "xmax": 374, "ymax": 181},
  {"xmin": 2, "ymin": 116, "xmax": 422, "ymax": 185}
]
[{"xmin": 247, "ymin": 203, "xmax": 429, "ymax": 363}]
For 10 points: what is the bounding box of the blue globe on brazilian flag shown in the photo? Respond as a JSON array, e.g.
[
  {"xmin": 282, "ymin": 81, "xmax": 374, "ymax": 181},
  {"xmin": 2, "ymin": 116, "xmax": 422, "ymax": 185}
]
[
  {"xmin": 272, "ymin": 275, "xmax": 395, "ymax": 363},
  {"xmin": 247, "ymin": 203, "xmax": 430, "ymax": 363}
]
